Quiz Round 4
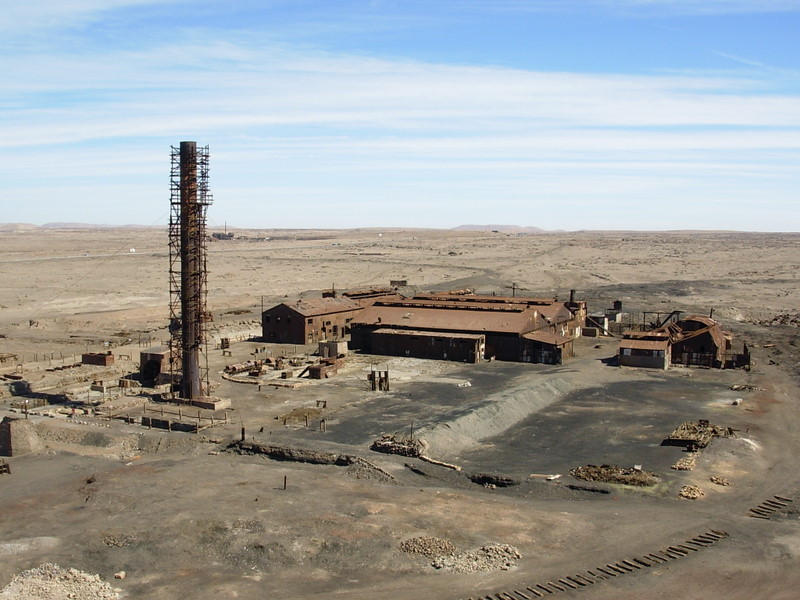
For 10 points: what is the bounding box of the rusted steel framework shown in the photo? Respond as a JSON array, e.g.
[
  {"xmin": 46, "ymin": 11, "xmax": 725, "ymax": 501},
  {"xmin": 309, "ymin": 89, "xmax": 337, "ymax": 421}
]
[{"xmin": 169, "ymin": 142, "xmax": 212, "ymax": 399}]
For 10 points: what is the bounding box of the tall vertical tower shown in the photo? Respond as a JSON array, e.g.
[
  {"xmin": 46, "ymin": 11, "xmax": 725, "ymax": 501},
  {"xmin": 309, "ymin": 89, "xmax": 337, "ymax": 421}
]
[{"xmin": 169, "ymin": 141, "xmax": 213, "ymax": 399}]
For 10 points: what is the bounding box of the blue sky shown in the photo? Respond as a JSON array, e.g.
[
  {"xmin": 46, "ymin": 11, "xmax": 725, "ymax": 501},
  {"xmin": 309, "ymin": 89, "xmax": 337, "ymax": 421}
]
[{"xmin": 1, "ymin": 0, "xmax": 798, "ymax": 231}]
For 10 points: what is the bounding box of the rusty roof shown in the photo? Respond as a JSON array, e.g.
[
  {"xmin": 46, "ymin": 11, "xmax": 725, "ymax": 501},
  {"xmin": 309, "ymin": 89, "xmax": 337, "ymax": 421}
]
[
  {"xmin": 619, "ymin": 339, "xmax": 670, "ymax": 351},
  {"xmin": 654, "ymin": 315, "xmax": 728, "ymax": 350},
  {"xmin": 352, "ymin": 303, "xmax": 540, "ymax": 335},
  {"xmin": 521, "ymin": 331, "xmax": 574, "ymax": 346},
  {"xmin": 414, "ymin": 293, "xmax": 558, "ymax": 306},
  {"xmin": 342, "ymin": 288, "xmax": 395, "ymax": 298},
  {"xmin": 623, "ymin": 330, "xmax": 671, "ymax": 340},
  {"xmin": 536, "ymin": 302, "xmax": 574, "ymax": 324},
  {"xmin": 281, "ymin": 297, "xmax": 361, "ymax": 317},
  {"xmin": 375, "ymin": 298, "xmax": 526, "ymax": 313},
  {"xmin": 372, "ymin": 328, "xmax": 485, "ymax": 340}
]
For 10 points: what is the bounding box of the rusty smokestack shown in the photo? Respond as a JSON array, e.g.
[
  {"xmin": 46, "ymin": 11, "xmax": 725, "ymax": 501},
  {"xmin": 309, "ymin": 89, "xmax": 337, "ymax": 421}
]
[
  {"xmin": 169, "ymin": 141, "xmax": 212, "ymax": 400},
  {"xmin": 179, "ymin": 142, "xmax": 202, "ymax": 399}
]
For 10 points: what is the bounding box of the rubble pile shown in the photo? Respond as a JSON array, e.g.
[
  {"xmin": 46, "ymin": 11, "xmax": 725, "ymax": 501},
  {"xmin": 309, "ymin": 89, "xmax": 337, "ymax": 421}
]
[
  {"xmin": 710, "ymin": 476, "xmax": 731, "ymax": 486},
  {"xmin": 399, "ymin": 536, "xmax": 456, "ymax": 559},
  {"xmin": 671, "ymin": 453, "xmax": 698, "ymax": 471},
  {"xmin": 570, "ymin": 464, "xmax": 659, "ymax": 487},
  {"xmin": 371, "ymin": 434, "xmax": 428, "ymax": 458},
  {"xmin": 662, "ymin": 420, "xmax": 732, "ymax": 451},
  {"xmin": 755, "ymin": 313, "xmax": 800, "ymax": 328},
  {"xmin": 431, "ymin": 544, "xmax": 522, "ymax": 574},
  {"xmin": 0, "ymin": 563, "xmax": 119, "ymax": 600},
  {"xmin": 730, "ymin": 384, "xmax": 764, "ymax": 392},
  {"xmin": 679, "ymin": 485, "xmax": 705, "ymax": 500}
]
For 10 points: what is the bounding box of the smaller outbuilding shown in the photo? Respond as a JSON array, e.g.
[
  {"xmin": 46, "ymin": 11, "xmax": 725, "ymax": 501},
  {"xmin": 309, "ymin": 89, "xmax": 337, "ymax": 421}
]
[
  {"xmin": 521, "ymin": 331, "xmax": 575, "ymax": 364},
  {"xmin": 618, "ymin": 336, "xmax": 671, "ymax": 369},
  {"xmin": 619, "ymin": 314, "xmax": 747, "ymax": 370},
  {"xmin": 139, "ymin": 346, "xmax": 171, "ymax": 385}
]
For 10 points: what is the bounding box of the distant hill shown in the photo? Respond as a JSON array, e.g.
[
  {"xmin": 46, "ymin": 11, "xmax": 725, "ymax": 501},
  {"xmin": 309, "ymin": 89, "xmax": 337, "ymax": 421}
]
[{"xmin": 452, "ymin": 224, "xmax": 547, "ymax": 233}]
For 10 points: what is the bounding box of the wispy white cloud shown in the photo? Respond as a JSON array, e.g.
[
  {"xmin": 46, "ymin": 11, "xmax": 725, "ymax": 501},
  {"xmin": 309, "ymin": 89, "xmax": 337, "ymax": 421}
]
[
  {"xmin": 3, "ymin": 37, "xmax": 799, "ymax": 151},
  {"xmin": 0, "ymin": 1, "xmax": 798, "ymax": 230}
]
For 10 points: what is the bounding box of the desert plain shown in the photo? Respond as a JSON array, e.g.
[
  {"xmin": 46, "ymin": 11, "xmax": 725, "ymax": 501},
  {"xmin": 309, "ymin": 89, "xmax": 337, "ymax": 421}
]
[{"xmin": 1, "ymin": 225, "xmax": 799, "ymax": 600}]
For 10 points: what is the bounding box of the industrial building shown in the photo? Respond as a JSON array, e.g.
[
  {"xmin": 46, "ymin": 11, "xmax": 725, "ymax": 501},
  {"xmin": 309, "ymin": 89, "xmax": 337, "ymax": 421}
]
[
  {"xmin": 261, "ymin": 287, "xmax": 401, "ymax": 345},
  {"xmin": 349, "ymin": 293, "xmax": 585, "ymax": 364},
  {"xmin": 619, "ymin": 315, "xmax": 749, "ymax": 369},
  {"xmin": 262, "ymin": 297, "xmax": 363, "ymax": 344}
]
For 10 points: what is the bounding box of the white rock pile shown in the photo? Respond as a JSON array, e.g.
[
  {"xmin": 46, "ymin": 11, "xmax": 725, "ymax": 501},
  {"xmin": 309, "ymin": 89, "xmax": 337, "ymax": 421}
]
[
  {"xmin": 399, "ymin": 536, "xmax": 456, "ymax": 559},
  {"xmin": 0, "ymin": 563, "xmax": 119, "ymax": 600},
  {"xmin": 431, "ymin": 544, "xmax": 521, "ymax": 574}
]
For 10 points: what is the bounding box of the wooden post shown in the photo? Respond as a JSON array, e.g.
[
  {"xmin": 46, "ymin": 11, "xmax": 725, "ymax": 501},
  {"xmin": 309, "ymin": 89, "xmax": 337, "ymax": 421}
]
[{"xmin": 283, "ymin": 475, "xmax": 287, "ymax": 490}]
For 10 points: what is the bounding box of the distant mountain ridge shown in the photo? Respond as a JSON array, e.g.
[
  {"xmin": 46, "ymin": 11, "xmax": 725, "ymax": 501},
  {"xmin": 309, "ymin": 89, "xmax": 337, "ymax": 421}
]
[{"xmin": 452, "ymin": 224, "xmax": 547, "ymax": 233}]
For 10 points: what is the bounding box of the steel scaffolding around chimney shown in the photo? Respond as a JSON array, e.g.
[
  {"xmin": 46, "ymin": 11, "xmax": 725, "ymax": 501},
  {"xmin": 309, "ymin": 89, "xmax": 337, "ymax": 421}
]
[{"xmin": 168, "ymin": 142, "xmax": 213, "ymax": 399}]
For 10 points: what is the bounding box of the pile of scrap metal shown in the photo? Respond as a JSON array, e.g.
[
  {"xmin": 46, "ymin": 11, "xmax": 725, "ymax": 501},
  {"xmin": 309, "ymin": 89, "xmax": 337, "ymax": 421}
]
[
  {"xmin": 570, "ymin": 464, "xmax": 659, "ymax": 487},
  {"xmin": 662, "ymin": 419, "xmax": 734, "ymax": 451},
  {"xmin": 223, "ymin": 360, "xmax": 263, "ymax": 375},
  {"xmin": 371, "ymin": 434, "xmax": 429, "ymax": 457}
]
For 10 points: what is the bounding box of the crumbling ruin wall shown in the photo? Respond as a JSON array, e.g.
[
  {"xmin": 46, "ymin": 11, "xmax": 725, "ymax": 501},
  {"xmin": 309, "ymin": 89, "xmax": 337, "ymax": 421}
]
[
  {"xmin": 0, "ymin": 417, "xmax": 45, "ymax": 457},
  {"xmin": 416, "ymin": 376, "xmax": 574, "ymax": 459}
]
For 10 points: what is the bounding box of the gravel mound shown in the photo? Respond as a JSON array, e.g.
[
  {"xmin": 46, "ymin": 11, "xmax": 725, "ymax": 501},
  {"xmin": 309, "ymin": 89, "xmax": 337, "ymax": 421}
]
[
  {"xmin": 431, "ymin": 544, "xmax": 521, "ymax": 574},
  {"xmin": 671, "ymin": 453, "xmax": 697, "ymax": 471},
  {"xmin": 399, "ymin": 536, "xmax": 456, "ymax": 559},
  {"xmin": 0, "ymin": 563, "xmax": 119, "ymax": 600},
  {"xmin": 679, "ymin": 484, "xmax": 705, "ymax": 500}
]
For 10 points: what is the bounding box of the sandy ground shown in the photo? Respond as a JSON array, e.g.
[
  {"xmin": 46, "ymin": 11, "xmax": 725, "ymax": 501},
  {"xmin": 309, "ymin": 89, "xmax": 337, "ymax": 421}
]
[{"xmin": 1, "ymin": 226, "xmax": 799, "ymax": 600}]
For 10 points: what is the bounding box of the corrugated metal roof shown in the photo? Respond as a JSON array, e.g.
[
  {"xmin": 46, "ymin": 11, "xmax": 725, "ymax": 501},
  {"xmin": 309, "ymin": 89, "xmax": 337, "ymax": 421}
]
[
  {"xmin": 353, "ymin": 304, "xmax": 538, "ymax": 334},
  {"xmin": 521, "ymin": 331, "xmax": 574, "ymax": 346},
  {"xmin": 619, "ymin": 339, "xmax": 670, "ymax": 351},
  {"xmin": 414, "ymin": 293, "xmax": 557, "ymax": 305},
  {"xmin": 375, "ymin": 298, "xmax": 526, "ymax": 313},
  {"xmin": 536, "ymin": 303, "xmax": 574, "ymax": 324},
  {"xmin": 284, "ymin": 297, "xmax": 361, "ymax": 317},
  {"xmin": 373, "ymin": 328, "xmax": 484, "ymax": 340}
]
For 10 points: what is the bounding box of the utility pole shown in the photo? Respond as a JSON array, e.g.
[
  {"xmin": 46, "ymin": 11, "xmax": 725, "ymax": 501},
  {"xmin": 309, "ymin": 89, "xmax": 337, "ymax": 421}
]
[{"xmin": 504, "ymin": 282, "xmax": 528, "ymax": 298}]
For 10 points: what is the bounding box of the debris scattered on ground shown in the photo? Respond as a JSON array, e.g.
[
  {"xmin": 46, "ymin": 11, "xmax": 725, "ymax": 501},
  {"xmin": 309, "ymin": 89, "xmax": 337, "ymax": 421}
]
[
  {"xmin": 371, "ymin": 434, "xmax": 428, "ymax": 457},
  {"xmin": 679, "ymin": 485, "xmax": 705, "ymax": 500},
  {"xmin": 662, "ymin": 420, "xmax": 733, "ymax": 450},
  {"xmin": 755, "ymin": 313, "xmax": 800, "ymax": 328},
  {"xmin": 710, "ymin": 476, "xmax": 731, "ymax": 486},
  {"xmin": 570, "ymin": 464, "xmax": 659, "ymax": 487},
  {"xmin": 0, "ymin": 563, "xmax": 119, "ymax": 599},
  {"xmin": 469, "ymin": 473, "xmax": 520, "ymax": 488},
  {"xmin": 400, "ymin": 537, "xmax": 521, "ymax": 573},
  {"xmin": 671, "ymin": 453, "xmax": 698, "ymax": 471},
  {"xmin": 399, "ymin": 536, "xmax": 456, "ymax": 559},
  {"xmin": 431, "ymin": 544, "xmax": 521, "ymax": 573},
  {"xmin": 730, "ymin": 384, "xmax": 764, "ymax": 391}
]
